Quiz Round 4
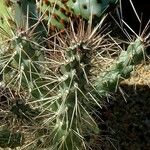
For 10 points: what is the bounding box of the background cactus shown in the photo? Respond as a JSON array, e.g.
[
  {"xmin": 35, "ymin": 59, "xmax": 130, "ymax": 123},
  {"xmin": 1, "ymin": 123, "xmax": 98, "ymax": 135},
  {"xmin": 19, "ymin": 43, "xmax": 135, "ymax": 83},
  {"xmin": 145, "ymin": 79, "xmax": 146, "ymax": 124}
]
[
  {"xmin": 37, "ymin": 0, "xmax": 118, "ymax": 30},
  {"xmin": 0, "ymin": 0, "xmax": 149, "ymax": 149}
]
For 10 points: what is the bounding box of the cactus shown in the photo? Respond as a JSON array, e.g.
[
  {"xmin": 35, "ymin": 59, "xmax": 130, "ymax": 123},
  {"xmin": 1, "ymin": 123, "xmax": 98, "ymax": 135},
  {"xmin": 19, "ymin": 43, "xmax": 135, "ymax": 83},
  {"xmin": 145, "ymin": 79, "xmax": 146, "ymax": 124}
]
[
  {"xmin": 0, "ymin": 0, "xmax": 149, "ymax": 149},
  {"xmin": 46, "ymin": 40, "xmax": 100, "ymax": 149},
  {"xmin": 0, "ymin": 0, "xmax": 47, "ymax": 95},
  {"xmin": 94, "ymin": 37, "xmax": 145, "ymax": 96},
  {"xmin": 0, "ymin": 0, "xmax": 14, "ymax": 39},
  {"xmin": 37, "ymin": 0, "xmax": 118, "ymax": 30}
]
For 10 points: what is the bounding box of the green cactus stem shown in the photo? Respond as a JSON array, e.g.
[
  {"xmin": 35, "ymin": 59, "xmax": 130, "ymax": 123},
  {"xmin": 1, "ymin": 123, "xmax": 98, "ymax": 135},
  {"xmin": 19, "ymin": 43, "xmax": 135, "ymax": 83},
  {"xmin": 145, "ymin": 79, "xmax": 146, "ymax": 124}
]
[
  {"xmin": 0, "ymin": 0, "xmax": 46, "ymax": 40},
  {"xmin": 1, "ymin": 35, "xmax": 40, "ymax": 90},
  {"xmin": 45, "ymin": 43, "xmax": 99, "ymax": 150},
  {"xmin": 0, "ymin": 0, "xmax": 48, "ymax": 96},
  {"xmin": 13, "ymin": 0, "xmax": 46, "ymax": 36},
  {"xmin": 0, "ymin": 0, "xmax": 14, "ymax": 39},
  {"xmin": 93, "ymin": 37, "xmax": 145, "ymax": 96}
]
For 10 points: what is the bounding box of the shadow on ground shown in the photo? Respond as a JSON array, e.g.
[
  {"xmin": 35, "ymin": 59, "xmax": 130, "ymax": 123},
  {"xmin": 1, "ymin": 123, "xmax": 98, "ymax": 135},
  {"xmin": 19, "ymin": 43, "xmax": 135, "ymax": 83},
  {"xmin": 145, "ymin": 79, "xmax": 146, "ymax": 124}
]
[{"xmin": 96, "ymin": 84, "xmax": 150, "ymax": 150}]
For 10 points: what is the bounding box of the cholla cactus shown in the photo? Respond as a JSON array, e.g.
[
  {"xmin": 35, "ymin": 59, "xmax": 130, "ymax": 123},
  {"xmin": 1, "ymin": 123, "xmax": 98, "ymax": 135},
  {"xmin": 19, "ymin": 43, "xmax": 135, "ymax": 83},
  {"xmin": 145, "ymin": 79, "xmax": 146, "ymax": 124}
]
[
  {"xmin": 0, "ymin": 0, "xmax": 149, "ymax": 149},
  {"xmin": 94, "ymin": 37, "xmax": 146, "ymax": 96}
]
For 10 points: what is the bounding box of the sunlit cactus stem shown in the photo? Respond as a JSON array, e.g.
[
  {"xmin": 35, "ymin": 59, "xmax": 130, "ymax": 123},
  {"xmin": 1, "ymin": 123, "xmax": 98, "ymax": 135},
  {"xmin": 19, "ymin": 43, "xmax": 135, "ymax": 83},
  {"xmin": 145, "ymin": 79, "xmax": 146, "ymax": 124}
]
[
  {"xmin": 48, "ymin": 43, "xmax": 99, "ymax": 149},
  {"xmin": 0, "ymin": 0, "xmax": 47, "ymax": 95},
  {"xmin": 5, "ymin": 0, "xmax": 47, "ymax": 38},
  {"xmin": 16, "ymin": 0, "xmax": 46, "ymax": 37},
  {"xmin": 94, "ymin": 37, "xmax": 145, "ymax": 96}
]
